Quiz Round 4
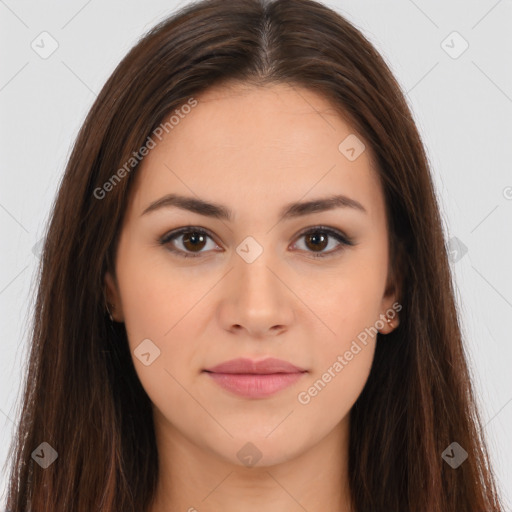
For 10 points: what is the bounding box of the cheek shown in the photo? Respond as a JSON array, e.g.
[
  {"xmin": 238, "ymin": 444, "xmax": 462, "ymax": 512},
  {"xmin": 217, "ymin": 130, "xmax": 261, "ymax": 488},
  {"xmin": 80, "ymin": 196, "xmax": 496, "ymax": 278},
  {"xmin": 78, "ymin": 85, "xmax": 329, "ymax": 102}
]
[
  {"xmin": 296, "ymin": 340, "xmax": 375, "ymax": 436},
  {"xmin": 115, "ymin": 253, "xmax": 205, "ymax": 427},
  {"xmin": 296, "ymin": 288, "xmax": 379, "ymax": 421},
  {"xmin": 294, "ymin": 256, "xmax": 385, "ymax": 410},
  {"xmin": 114, "ymin": 242, "xmax": 204, "ymax": 398},
  {"xmin": 298, "ymin": 262, "xmax": 386, "ymax": 343},
  {"xmin": 116, "ymin": 241, "xmax": 197, "ymax": 344}
]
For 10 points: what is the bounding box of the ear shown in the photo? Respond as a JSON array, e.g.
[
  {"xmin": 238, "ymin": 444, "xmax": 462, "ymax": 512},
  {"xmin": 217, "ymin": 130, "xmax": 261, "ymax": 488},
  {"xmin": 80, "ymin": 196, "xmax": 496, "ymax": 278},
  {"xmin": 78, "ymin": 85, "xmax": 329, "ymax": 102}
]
[
  {"xmin": 378, "ymin": 285, "xmax": 401, "ymax": 335},
  {"xmin": 378, "ymin": 247, "xmax": 403, "ymax": 335},
  {"xmin": 104, "ymin": 271, "xmax": 125, "ymax": 322}
]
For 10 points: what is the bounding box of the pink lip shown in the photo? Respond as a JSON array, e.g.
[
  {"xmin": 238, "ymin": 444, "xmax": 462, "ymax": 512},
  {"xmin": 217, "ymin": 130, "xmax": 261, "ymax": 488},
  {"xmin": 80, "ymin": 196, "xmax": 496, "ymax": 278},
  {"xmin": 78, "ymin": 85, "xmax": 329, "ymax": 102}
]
[{"xmin": 203, "ymin": 357, "xmax": 307, "ymax": 398}]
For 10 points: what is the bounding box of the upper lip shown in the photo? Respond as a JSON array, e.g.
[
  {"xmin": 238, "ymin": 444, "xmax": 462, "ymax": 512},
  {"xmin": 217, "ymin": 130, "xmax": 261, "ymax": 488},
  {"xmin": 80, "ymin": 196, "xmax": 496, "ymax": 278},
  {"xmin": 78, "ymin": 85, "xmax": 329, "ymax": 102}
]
[{"xmin": 204, "ymin": 357, "xmax": 307, "ymax": 374}]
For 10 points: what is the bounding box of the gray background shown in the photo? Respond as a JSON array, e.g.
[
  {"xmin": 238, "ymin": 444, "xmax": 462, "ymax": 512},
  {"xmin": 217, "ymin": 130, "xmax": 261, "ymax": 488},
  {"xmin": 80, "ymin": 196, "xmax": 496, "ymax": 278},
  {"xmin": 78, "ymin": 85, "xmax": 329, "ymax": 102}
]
[{"xmin": 1, "ymin": 0, "xmax": 511, "ymax": 508}]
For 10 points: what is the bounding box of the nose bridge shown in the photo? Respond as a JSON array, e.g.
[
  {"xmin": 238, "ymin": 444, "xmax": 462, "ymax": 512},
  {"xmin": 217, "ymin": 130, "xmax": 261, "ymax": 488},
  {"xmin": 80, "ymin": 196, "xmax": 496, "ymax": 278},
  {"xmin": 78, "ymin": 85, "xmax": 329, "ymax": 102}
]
[
  {"xmin": 220, "ymin": 233, "xmax": 294, "ymax": 335},
  {"xmin": 234, "ymin": 237, "xmax": 281, "ymax": 304}
]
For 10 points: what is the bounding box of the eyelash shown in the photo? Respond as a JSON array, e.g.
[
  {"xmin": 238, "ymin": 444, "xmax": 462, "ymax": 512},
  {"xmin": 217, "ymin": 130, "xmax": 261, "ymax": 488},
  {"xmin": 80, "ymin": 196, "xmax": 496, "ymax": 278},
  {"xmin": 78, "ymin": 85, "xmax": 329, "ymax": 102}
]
[{"xmin": 158, "ymin": 225, "xmax": 355, "ymax": 259}]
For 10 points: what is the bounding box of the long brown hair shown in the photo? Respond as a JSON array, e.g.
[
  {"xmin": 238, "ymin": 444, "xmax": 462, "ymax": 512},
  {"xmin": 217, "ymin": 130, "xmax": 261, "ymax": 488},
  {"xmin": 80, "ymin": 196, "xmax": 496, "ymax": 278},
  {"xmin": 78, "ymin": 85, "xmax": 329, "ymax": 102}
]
[{"xmin": 4, "ymin": 0, "xmax": 505, "ymax": 510}]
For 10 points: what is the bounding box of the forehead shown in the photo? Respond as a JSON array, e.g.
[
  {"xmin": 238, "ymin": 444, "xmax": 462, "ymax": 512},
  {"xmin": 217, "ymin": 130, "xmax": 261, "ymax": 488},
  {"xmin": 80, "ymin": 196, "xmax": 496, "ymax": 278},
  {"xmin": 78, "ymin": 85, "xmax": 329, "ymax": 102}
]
[{"xmin": 128, "ymin": 82, "xmax": 384, "ymax": 221}]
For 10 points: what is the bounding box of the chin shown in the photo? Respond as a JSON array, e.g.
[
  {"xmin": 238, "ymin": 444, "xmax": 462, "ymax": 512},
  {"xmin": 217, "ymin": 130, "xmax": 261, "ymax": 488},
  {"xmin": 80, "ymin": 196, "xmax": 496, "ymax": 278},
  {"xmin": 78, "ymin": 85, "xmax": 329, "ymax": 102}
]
[{"xmin": 208, "ymin": 433, "xmax": 307, "ymax": 469}]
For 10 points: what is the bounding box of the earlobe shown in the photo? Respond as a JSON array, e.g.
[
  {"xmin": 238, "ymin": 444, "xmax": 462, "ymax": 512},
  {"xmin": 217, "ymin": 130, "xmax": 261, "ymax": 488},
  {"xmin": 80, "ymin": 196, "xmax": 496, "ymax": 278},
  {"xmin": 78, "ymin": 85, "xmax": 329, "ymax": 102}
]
[
  {"xmin": 383, "ymin": 313, "xmax": 399, "ymax": 334},
  {"xmin": 104, "ymin": 271, "xmax": 124, "ymax": 322},
  {"xmin": 376, "ymin": 309, "xmax": 397, "ymax": 335},
  {"xmin": 379, "ymin": 284, "xmax": 401, "ymax": 335}
]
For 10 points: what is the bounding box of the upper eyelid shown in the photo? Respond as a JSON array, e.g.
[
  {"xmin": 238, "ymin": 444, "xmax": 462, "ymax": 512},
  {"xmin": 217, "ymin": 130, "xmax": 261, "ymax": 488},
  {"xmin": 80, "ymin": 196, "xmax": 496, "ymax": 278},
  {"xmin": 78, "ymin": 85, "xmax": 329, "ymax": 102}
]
[{"xmin": 160, "ymin": 226, "xmax": 219, "ymax": 245}]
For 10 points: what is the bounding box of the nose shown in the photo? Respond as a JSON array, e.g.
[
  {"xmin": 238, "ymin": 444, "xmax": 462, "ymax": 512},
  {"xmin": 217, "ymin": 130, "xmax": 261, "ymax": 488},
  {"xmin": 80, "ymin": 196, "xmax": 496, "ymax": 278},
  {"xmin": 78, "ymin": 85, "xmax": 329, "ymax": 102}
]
[{"xmin": 217, "ymin": 249, "xmax": 295, "ymax": 339}]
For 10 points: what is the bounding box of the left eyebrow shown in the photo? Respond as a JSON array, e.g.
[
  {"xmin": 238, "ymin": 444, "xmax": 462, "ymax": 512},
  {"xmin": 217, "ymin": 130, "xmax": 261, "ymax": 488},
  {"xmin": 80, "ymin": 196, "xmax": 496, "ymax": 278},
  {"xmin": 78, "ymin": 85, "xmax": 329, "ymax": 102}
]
[{"xmin": 141, "ymin": 193, "xmax": 367, "ymax": 221}]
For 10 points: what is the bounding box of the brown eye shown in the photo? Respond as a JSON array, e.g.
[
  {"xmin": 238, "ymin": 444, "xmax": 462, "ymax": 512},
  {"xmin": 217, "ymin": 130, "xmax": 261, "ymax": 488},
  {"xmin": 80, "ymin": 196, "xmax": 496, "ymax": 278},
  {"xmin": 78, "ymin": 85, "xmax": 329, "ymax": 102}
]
[
  {"xmin": 160, "ymin": 227, "xmax": 219, "ymax": 258},
  {"xmin": 293, "ymin": 227, "xmax": 354, "ymax": 258},
  {"xmin": 160, "ymin": 225, "xmax": 354, "ymax": 260},
  {"xmin": 182, "ymin": 231, "xmax": 208, "ymax": 252},
  {"xmin": 304, "ymin": 232, "xmax": 329, "ymax": 252}
]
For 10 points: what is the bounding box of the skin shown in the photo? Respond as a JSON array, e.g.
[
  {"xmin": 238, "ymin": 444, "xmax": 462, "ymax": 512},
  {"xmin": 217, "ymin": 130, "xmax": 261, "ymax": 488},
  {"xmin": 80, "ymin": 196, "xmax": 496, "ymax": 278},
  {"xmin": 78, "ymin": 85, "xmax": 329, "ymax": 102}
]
[{"xmin": 105, "ymin": 82, "xmax": 400, "ymax": 512}]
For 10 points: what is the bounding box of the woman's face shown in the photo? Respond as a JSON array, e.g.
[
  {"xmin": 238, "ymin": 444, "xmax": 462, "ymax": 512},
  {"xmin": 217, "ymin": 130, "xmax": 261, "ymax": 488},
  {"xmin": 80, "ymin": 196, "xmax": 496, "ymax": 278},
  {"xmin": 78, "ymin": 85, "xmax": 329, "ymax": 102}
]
[{"xmin": 105, "ymin": 82, "xmax": 399, "ymax": 467}]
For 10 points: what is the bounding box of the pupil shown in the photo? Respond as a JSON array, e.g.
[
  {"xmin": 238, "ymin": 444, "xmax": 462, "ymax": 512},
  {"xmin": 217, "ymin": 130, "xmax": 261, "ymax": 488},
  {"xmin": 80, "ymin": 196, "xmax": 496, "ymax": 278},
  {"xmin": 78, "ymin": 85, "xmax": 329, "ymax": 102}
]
[
  {"xmin": 183, "ymin": 232, "xmax": 206, "ymax": 251},
  {"xmin": 307, "ymin": 232, "xmax": 327, "ymax": 251}
]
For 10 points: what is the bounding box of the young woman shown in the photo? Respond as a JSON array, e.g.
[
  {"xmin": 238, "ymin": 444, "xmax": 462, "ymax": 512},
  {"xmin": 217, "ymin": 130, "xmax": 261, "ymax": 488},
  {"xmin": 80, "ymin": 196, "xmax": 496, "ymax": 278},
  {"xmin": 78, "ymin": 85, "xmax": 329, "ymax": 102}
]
[{"xmin": 4, "ymin": 0, "xmax": 505, "ymax": 511}]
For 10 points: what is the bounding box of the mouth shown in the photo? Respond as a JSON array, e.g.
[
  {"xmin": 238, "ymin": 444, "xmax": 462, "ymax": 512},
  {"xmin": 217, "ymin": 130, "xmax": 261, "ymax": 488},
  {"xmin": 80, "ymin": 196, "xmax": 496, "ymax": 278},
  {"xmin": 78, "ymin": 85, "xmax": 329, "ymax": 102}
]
[{"xmin": 202, "ymin": 357, "xmax": 308, "ymax": 399}]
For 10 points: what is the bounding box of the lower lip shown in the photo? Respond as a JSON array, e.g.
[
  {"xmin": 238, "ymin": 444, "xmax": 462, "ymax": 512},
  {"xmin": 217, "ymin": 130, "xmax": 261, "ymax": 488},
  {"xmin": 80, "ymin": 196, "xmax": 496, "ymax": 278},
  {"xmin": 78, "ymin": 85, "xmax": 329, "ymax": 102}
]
[{"xmin": 204, "ymin": 372, "xmax": 305, "ymax": 398}]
